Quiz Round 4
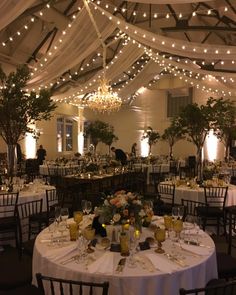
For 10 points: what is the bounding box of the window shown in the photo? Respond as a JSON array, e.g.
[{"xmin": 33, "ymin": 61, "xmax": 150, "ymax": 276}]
[
  {"xmin": 57, "ymin": 117, "xmax": 74, "ymax": 152},
  {"xmin": 167, "ymin": 87, "xmax": 193, "ymax": 118}
]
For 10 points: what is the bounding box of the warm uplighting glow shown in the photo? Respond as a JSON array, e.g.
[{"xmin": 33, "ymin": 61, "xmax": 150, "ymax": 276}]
[
  {"xmin": 87, "ymin": 78, "xmax": 122, "ymax": 113},
  {"xmin": 206, "ymin": 130, "xmax": 218, "ymax": 161},
  {"xmin": 137, "ymin": 86, "xmax": 146, "ymax": 94},
  {"xmin": 78, "ymin": 132, "xmax": 84, "ymax": 155},
  {"xmin": 141, "ymin": 136, "xmax": 149, "ymax": 157},
  {"xmin": 25, "ymin": 133, "xmax": 36, "ymax": 159}
]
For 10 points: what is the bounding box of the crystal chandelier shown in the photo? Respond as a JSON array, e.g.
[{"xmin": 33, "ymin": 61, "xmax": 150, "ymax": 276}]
[
  {"xmin": 88, "ymin": 78, "xmax": 122, "ymax": 113},
  {"xmin": 83, "ymin": 0, "xmax": 122, "ymax": 113}
]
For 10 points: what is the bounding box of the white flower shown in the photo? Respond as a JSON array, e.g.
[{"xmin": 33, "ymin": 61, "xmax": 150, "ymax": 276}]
[
  {"xmin": 104, "ymin": 199, "xmax": 109, "ymax": 206},
  {"xmin": 113, "ymin": 213, "xmax": 121, "ymax": 223},
  {"xmin": 139, "ymin": 209, "xmax": 146, "ymax": 217}
]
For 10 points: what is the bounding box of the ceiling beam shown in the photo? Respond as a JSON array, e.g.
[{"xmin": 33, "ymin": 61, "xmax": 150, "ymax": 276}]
[{"xmin": 162, "ymin": 26, "xmax": 236, "ymax": 32}]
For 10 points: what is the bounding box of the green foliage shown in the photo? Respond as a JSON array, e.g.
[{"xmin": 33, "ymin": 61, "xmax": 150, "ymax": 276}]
[
  {"xmin": 84, "ymin": 120, "xmax": 118, "ymax": 151},
  {"xmin": 142, "ymin": 126, "xmax": 160, "ymax": 154},
  {"xmin": 162, "ymin": 118, "xmax": 183, "ymax": 148},
  {"xmin": 0, "ymin": 65, "xmax": 56, "ymax": 144}
]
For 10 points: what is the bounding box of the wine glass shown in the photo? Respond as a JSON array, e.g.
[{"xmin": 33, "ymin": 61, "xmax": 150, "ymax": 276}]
[
  {"xmin": 85, "ymin": 201, "xmax": 92, "ymax": 215},
  {"xmin": 81, "ymin": 200, "xmax": 87, "ymax": 215},
  {"xmin": 164, "ymin": 215, "xmax": 173, "ymax": 238},
  {"xmin": 172, "ymin": 207, "xmax": 179, "ymax": 221},
  {"xmin": 60, "ymin": 207, "xmax": 69, "ymax": 223},
  {"xmin": 54, "ymin": 206, "xmax": 61, "ymax": 224},
  {"xmin": 178, "ymin": 206, "xmax": 185, "ymax": 220}
]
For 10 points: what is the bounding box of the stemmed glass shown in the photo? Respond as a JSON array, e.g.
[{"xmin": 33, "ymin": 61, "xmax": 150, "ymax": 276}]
[
  {"xmin": 61, "ymin": 207, "xmax": 69, "ymax": 223},
  {"xmin": 85, "ymin": 201, "xmax": 92, "ymax": 215},
  {"xmin": 81, "ymin": 200, "xmax": 87, "ymax": 215},
  {"xmin": 154, "ymin": 227, "xmax": 166, "ymax": 253}
]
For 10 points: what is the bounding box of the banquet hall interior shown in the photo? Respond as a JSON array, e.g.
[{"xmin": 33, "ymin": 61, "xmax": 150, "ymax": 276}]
[{"xmin": 1, "ymin": 0, "xmax": 236, "ymax": 294}]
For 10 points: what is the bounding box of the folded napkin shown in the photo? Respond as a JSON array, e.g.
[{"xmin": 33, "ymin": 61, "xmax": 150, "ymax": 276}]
[
  {"xmin": 182, "ymin": 229, "xmax": 205, "ymax": 236},
  {"xmin": 145, "ymin": 253, "xmax": 180, "ymax": 273},
  {"xmin": 42, "ymin": 243, "xmax": 77, "ymax": 261},
  {"xmin": 180, "ymin": 242, "xmax": 211, "ymax": 256},
  {"xmin": 87, "ymin": 252, "xmax": 114, "ymax": 274},
  {"xmin": 134, "ymin": 254, "xmax": 156, "ymax": 272}
]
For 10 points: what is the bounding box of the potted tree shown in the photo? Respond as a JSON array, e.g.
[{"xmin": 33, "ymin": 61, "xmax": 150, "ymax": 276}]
[
  {"xmin": 142, "ymin": 126, "xmax": 160, "ymax": 155},
  {"xmin": 0, "ymin": 65, "xmax": 56, "ymax": 180},
  {"xmin": 84, "ymin": 120, "xmax": 112, "ymax": 153},
  {"xmin": 176, "ymin": 100, "xmax": 214, "ymax": 181},
  {"xmin": 210, "ymin": 97, "xmax": 236, "ymax": 161},
  {"xmin": 102, "ymin": 126, "xmax": 118, "ymax": 155},
  {"xmin": 162, "ymin": 118, "xmax": 183, "ymax": 159}
]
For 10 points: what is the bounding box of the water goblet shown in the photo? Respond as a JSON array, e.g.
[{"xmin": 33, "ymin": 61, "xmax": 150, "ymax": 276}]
[
  {"xmin": 54, "ymin": 206, "xmax": 61, "ymax": 224},
  {"xmin": 154, "ymin": 227, "xmax": 166, "ymax": 254},
  {"xmin": 83, "ymin": 226, "xmax": 95, "ymax": 253},
  {"xmin": 173, "ymin": 219, "xmax": 183, "ymax": 241},
  {"xmin": 172, "ymin": 207, "xmax": 179, "ymax": 221},
  {"xmin": 61, "ymin": 207, "xmax": 69, "ymax": 223},
  {"xmin": 178, "ymin": 206, "xmax": 185, "ymax": 220},
  {"xmin": 164, "ymin": 215, "xmax": 173, "ymax": 238}
]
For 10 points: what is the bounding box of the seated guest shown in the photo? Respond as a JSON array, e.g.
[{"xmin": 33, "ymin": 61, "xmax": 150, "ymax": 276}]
[{"xmin": 111, "ymin": 147, "xmax": 127, "ymax": 166}]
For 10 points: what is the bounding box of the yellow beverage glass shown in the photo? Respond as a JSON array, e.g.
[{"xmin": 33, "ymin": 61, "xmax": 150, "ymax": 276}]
[
  {"xmin": 154, "ymin": 227, "xmax": 166, "ymax": 253},
  {"xmin": 69, "ymin": 222, "xmax": 78, "ymax": 241},
  {"xmin": 73, "ymin": 211, "xmax": 83, "ymax": 224}
]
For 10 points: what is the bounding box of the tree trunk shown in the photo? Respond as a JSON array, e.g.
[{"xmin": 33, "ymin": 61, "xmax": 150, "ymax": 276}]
[
  {"xmin": 169, "ymin": 145, "xmax": 173, "ymax": 160},
  {"xmin": 196, "ymin": 146, "xmax": 203, "ymax": 182},
  {"xmin": 149, "ymin": 144, "xmax": 152, "ymax": 156},
  {"xmin": 7, "ymin": 144, "xmax": 17, "ymax": 190}
]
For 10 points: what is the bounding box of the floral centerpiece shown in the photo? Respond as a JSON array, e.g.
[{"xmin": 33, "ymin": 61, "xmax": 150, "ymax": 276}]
[{"xmin": 95, "ymin": 190, "xmax": 154, "ymax": 227}]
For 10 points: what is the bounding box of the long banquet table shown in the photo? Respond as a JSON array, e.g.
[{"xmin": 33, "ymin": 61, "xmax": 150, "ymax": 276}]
[{"xmin": 32, "ymin": 216, "xmax": 217, "ymax": 295}]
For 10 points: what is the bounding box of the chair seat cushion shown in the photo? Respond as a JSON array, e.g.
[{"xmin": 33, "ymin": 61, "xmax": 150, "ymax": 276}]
[
  {"xmin": 197, "ymin": 206, "xmax": 223, "ymax": 217},
  {"xmin": 0, "ymin": 217, "xmax": 17, "ymax": 229},
  {"xmin": 217, "ymin": 252, "xmax": 236, "ymax": 279}
]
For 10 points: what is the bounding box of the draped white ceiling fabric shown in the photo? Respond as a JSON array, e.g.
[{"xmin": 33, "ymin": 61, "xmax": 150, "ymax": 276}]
[
  {"xmin": 92, "ymin": 3, "xmax": 236, "ymax": 61},
  {"xmin": 126, "ymin": 0, "xmax": 213, "ymax": 3},
  {"xmin": 28, "ymin": 7, "xmax": 116, "ymax": 89},
  {"xmin": 53, "ymin": 41, "xmax": 145, "ymax": 102},
  {"xmin": 119, "ymin": 60, "xmax": 163, "ymax": 100},
  {"xmin": 0, "ymin": 0, "xmax": 36, "ymax": 31}
]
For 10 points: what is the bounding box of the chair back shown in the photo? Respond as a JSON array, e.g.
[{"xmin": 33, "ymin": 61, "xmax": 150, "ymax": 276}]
[
  {"xmin": 0, "ymin": 192, "xmax": 19, "ymax": 218},
  {"xmin": 179, "ymin": 279, "xmax": 236, "ymax": 294},
  {"xmin": 156, "ymin": 183, "xmax": 175, "ymax": 205},
  {"xmin": 181, "ymin": 199, "xmax": 205, "ymax": 220},
  {"xmin": 225, "ymin": 206, "xmax": 236, "ymax": 255},
  {"xmin": 36, "ymin": 273, "xmax": 109, "ymax": 295},
  {"xmin": 46, "ymin": 189, "xmax": 60, "ymax": 220},
  {"xmin": 17, "ymin": 199, "xmax": 43, "ymax": 241},
  {"xmin": 203, "ymin": 186, "xmax": 228, "ymax": 209},
  {"xmin": 0, "ymin": 192, "xmax": 19, "ymax": 246}
]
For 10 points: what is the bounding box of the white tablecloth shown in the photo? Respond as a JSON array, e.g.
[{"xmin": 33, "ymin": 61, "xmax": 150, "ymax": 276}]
[
  {"xmin": 173, "ymin": 184, "xmax": 236, "ymax": 207},
  {"xmin": 32, "ymin": 218, "xmax": 217, "ymax": 295},
  {"xmin": 133, "ymin": 164, "xmax": 170, "ymax": 184}
]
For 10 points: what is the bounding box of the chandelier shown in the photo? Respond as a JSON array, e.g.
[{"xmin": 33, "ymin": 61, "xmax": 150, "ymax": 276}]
[
  {"xmin": 83, "ymin": 0, "xmax": 122, "ymax": 113},
  {"xmin": 88, "ymin": 78, "xmax": 122, "ymax": 113}
]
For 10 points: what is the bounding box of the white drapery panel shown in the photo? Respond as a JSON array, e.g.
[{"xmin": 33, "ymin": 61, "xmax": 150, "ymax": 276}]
[
  {"xmin": 28, "ymin": 7, "xmax": 116, "ymax": 89},
  {"xmin": 119, "ymin": 60, "xmax": 163, "ymax": 100},
  {"xmin": 92, "ymin": 3, "xmax": 236, "ymax": 61},
  {"xmin": 126, "ymin": 0, "xmax": 213, "ymax": 3},
  {"xmin": 53, "ymin": 42, "xmax": 145, "ymax": 101},
  {"xmin": 0, "ymin": 0, "xmax": 36, "ymax": 31}
]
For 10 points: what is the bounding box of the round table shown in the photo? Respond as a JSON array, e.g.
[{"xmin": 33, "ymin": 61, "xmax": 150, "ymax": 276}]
[
  {"xmin": 32, "ymin": 217, "xmax": 218, "ymax": 295},
  {"xmin": 172, "ymin": 183, "xmax": 236, "ymax": 207}
]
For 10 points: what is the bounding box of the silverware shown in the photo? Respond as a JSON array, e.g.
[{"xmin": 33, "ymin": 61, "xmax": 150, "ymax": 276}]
[
  {"xmin": 60, "ymin": 255, "xmax": 79, "ymax": 265},
  {"xmin": 115, "ymin": 258, "xmax": 126, "ymax": 273},
  {"xmin": 184, "ymin": 240, "xmax": 212, "ymax": 249},
  {"xmin": 164, "ymin": 253, "xmax": 188, "ymax": 267}
]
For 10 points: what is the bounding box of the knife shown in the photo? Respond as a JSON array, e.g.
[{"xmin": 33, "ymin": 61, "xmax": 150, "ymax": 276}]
[
  {"xmin": 184, "ymin": 240, "xmax": 212, "ymax": 249},
  {"xmin": 115, "ymin": 258, "xmax": 126, "ymax": 273}
]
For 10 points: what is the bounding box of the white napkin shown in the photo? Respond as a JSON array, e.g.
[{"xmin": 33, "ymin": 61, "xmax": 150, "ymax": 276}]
[
  {"xmin": 42, "ymin": 243, "xmax": 77, "ymax": 261},
  {"xmin": 183, "ymin": 228, "xmax": 205, "ymax": 236},
  {"xmin": 180, "ymin": 243, "xmax": 211, "ymax": 256},
  {"xmin": 134, "ymin": 254, "xmax": 156, "ymax": 272},
  {"xmin": 145, "ymin": 253, "xmax": 180, "ymax": 273},
  {"xmin": 87, "ymin": 252, "xmax": 114, "ymax": 274}
]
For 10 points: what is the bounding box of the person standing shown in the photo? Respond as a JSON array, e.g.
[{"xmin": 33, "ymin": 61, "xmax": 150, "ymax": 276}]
[
  {"xmin": 36, "ymin": 145, "xmax": 47, "ymax": 165},
  {"xmin": 131, "ymin": 143, "xmax": 137, "ymax": 157},
  {"xmin": 111, "ymin": 147, "xmax": 127, "ymax": 165}
]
